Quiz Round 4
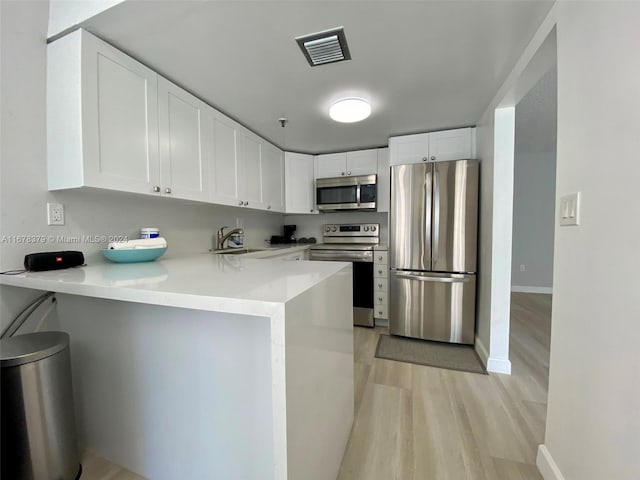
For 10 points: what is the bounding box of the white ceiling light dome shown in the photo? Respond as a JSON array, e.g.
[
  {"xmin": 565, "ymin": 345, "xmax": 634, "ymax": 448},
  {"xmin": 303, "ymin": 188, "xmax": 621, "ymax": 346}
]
[{"xmin": 329, "ymin": 97, "xmax": 371, "ymax": 123}]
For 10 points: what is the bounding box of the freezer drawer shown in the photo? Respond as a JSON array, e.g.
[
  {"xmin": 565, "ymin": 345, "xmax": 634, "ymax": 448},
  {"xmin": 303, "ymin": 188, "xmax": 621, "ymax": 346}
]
[{"xmin": 389, "ymin": 270, "xmax": 476, "ymax": 344}]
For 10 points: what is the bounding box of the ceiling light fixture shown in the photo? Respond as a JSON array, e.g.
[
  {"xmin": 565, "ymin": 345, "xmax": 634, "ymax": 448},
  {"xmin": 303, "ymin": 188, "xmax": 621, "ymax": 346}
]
[{"xmin": 329, "ymin": 98, "xmax": 371, "ymax": 123}]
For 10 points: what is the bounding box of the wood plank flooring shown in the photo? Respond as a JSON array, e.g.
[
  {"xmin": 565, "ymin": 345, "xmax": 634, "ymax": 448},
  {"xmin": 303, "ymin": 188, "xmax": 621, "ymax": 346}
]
[
  {"xmin": 337, "ymin": 292, "xmax": 552, "ymax": 480},
  {"xmin": 80, "ymin": 292, "xmax": 551, "ymax": 480}
]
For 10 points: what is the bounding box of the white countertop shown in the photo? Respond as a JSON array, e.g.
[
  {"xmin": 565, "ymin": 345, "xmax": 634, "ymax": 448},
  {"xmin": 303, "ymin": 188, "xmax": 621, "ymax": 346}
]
[{"xmin": 0, "ymin": 252, "xmax": 349, "ymax": 317}]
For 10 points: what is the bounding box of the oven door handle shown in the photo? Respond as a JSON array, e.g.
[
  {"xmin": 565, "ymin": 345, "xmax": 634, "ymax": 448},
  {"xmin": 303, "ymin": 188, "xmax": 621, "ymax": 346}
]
[
  {"xmin": 309, "ymin": 251, "xmax": 373, "ymax": 262},
  {"xmin": 356, "ymin": 184, "xmax": 361, "ymax": 206}
]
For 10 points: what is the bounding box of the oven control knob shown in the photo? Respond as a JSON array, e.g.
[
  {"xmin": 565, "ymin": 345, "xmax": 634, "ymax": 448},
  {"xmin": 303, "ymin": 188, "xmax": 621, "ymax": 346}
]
[
  {"xmin": 325, "ymin": 226, "xmax": 331, "ymax": 232},
  {"xmin": 364, "ymin": 226, "xmax": 369, "ymax": 232},
  {"xmin": 331, "ymin": 226, "xmax": 337, "ymax": 232},
  {"xmin": 371, "ymin": 225, "xmax": 377, "ymax": 232}
]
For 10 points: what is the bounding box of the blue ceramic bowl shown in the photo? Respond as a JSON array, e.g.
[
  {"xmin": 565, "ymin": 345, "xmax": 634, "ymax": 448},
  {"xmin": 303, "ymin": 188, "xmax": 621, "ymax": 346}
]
[{"xmin": 101, "ymin": 247, "xmax": 167, "ymax": 264}]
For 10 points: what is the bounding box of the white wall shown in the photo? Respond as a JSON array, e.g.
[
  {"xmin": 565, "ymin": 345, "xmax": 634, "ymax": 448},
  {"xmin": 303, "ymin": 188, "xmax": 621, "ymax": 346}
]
[
  {"xmin": 48, "ymin": 0, "xmax": 125, "ymax": 38},
  {"xmin": 511, "ymin": 66, "xmax": 557, "ymax": 291},
  {"xmin": 0, "ymin": 0, "xmax": 283, "ymax": 328},
  {"xmin": 537, "ymin": 3, "xmax": 640, "ymax": 480},
  {"xmin": 474, "ymin": 8, "xmax": 557, "ymax": 374}
]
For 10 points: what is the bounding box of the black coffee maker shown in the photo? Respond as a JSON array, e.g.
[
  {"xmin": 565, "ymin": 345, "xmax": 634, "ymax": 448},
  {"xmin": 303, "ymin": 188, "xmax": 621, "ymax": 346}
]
[{"xmin": 270, "ymin": 225, "xmax": 297, "ymax": 245}]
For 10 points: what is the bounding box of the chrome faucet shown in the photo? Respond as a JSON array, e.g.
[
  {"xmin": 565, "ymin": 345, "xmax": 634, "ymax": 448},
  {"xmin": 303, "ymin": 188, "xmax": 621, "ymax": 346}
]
[{"xmin": 216, "ymin": 226, "xmax": 244, "ymax": 250}]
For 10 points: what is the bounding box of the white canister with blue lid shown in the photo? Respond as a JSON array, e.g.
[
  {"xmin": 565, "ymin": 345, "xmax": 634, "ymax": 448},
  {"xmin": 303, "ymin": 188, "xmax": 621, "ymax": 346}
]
[{"xmin": 140, "ymin": 227, "xmax": 160, "ymax": 239}]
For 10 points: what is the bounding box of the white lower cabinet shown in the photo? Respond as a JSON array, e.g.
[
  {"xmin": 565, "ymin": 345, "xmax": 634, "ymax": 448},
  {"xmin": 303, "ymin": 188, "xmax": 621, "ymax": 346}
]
[{"xmin": 373, "ymin": 247, "xmax": 389, "ymax": 323}]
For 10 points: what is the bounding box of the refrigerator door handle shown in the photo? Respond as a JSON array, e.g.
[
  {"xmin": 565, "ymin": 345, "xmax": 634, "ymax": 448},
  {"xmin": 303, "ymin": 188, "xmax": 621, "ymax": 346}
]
[
  {"xmin": 394, "ymin": 272, "xmax": 471, "ymax": 283},
  {"xmin": 425, "ymin": 167, "xmax": 432, "ymax": 268},
  {"xmin": 432, "ymin": 164, "xmax": 440, "ymax": 263}
]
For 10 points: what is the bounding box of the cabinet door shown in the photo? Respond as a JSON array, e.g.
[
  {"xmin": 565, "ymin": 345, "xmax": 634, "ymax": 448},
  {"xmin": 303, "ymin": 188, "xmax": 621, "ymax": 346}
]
[
  {"xmin": 237, "ymin": 130, "xmax": 263, "ymax": 208},
  {"xmin": 158, "ymin": 78, "xmax": 209, "ymax": 202},
  {"xmin": 315, "ymin": 152, "xmax": 347, "ymax": 178},
  {"xmin": 376, "ymin": 148, "xmax": 390, "ymax": 213},
  {"xmin": 82, "ymin": 31, "xmax": 160, "ymax": 194},
  {"xmin": 285, "ymin": 152, "xmax": 317, "ymax": 214},
  {"xmin": 389, "ymin": 133, "xmax": 429, "ymax": 166},
  {"xmin": 209, "ymin": 114, "xmax": 240, "ymax": 207},
  {"xmin": 428, "ymin": 127, "xmax": 473, "ymax": 162},
  {"xmin": 261, "ymin": 143, "xmax": 284, "ymax": 212},
  {"xmin": 346, "ymin": 149, "xmax": 378, "ymax": 176}
]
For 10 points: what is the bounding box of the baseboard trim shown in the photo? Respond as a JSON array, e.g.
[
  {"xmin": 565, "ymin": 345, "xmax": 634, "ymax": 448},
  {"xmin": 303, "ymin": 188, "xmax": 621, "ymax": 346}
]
[
  {"xmin": 475, "ymin": 336, "xmax": 489, "ymax": 366},
  {"xmin": 512, "ymin": 285, "xmax": 553, "ymax": 294},
  {"xmin": 537, "ymin": 445, "xmax": 566, "ymax": 480},
  {"xmin": 474, "ymin": 336, "xmax": 512, "ymax": 375}
]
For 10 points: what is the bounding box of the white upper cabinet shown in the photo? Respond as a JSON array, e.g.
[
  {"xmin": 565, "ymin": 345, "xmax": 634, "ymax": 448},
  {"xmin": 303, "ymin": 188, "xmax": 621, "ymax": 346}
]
[
  {"xmin": 428, "ymin": 128, "xmax": 475, "ymax": 162},
  {"xmin": 261, "ymin": 143, "xmax": 285, "ymax": 213},
  {"xmin": 376, "ymin": 148, "xmax": 390, "ymax": 213},
  {"xmin": 209, "ymin": 113, "xmax": 240, "ymax": 206},
  {"xmin": 158, "ymin": 77, "xmax": 209, "ymax": 202},
  {"xmin": 389, "ymin": 127, "xmax": 475, "ymax": 166},
  {"xmin": 48, "ymin": 29, "xmax": 161, "ymax": 194},
  {"xmin": 315, "ymin": 149, "xmax": 378, "ymax": 179},
  {"xmin": 285, "ymin": 152, "xmax": 317, "ymax": 214},
  {"xmin": 315, "ymin": 152, "xmax": 347, "ymax": 178},
  {"xmin": 236, "ymin": 130, "xmax": 263, "ymax": 209}
]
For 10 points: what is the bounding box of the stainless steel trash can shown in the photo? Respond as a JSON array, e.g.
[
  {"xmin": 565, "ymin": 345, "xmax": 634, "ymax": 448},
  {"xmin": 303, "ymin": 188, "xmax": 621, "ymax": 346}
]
[{"xmin": 1, "ymin": 332, "xmax": 81, "ymax": 480}]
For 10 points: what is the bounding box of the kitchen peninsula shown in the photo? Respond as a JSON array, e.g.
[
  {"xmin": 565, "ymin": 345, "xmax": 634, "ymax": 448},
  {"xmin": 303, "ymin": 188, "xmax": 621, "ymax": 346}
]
[{"xmin": 0, "ymin": 254, "xmax": 353, "ymax": 480}]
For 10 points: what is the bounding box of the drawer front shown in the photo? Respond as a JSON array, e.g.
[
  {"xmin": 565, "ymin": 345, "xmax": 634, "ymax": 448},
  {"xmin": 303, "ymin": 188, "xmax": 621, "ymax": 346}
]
[
  {"xmin": 374, "ymin": 278, "xmax": 388, "ymax": 292},
  {"xmin": 374, "ymin": 303, "xmax": 388, "ymax": 319},
  {"xmin": 375, "ymin": 265, "xmax": 388, "ymax": 278},
  {"xmin": 375, "ymin": 292, "xmax": 387, "ymax": 305},
  {"xmin": 374, "ymin": 251, "xmax": 388, "ymax": 265}
]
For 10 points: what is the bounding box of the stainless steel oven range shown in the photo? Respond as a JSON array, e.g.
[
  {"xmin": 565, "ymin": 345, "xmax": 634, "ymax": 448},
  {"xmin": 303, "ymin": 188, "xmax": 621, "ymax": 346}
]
[{"xmin": 309, "ymin": 223, "xmax": 380, "ymax": 327}]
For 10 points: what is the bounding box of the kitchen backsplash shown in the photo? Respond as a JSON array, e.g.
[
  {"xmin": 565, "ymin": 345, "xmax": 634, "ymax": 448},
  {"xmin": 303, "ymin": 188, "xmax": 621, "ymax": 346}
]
[{"xmin": 284, "ymin": 211, "xmax": 389, "ymax": 244}]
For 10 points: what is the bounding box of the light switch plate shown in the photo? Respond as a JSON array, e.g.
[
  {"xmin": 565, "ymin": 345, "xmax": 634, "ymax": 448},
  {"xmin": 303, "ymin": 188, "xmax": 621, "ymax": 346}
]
[{"xmin": 559, "ymin": 192, "xmax": 580, "ymax": 226}]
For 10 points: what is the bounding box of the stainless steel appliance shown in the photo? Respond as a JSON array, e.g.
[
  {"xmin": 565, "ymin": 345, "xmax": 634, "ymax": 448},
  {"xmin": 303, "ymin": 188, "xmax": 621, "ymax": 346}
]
[
  {"xmin": 389, "ymin": 159, "xmax": 479, "ymax": 344},
  {"xmin": 309, "ymin": 223, "xmax": 379, "ymax": 327},
  {"xmin": 316, "ymin": 174, "xmax": 377, "ymax": 212}
]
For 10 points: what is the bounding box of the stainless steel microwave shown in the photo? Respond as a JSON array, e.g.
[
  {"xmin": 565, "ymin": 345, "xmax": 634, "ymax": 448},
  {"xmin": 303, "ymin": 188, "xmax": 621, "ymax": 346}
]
[{"xmin": 316, "ymin": 174, "xmax": 377, "ymax": 212}]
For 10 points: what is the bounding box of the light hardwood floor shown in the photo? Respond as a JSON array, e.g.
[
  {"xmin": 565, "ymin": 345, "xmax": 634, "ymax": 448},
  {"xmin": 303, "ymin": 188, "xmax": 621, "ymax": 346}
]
[
  {"xmin": 337, "ymin": 292, "xmax": 552, "ymax": 480},
  {"xmin": 80, "ymin": 293, "xmax": 552, "ymax": 480}
]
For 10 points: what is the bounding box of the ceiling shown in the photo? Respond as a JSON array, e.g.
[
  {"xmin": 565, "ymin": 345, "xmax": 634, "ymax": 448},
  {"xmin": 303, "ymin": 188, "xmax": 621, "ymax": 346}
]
[{"xmin": 76, "ymin": 1, "xmax": 554, "ymax": 154}]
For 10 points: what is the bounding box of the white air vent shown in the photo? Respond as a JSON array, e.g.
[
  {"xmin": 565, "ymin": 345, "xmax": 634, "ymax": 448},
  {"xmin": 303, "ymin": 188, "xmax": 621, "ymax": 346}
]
[{"xmin": 296, "ymin": 27, "xmax": 351, "ymax": 67}]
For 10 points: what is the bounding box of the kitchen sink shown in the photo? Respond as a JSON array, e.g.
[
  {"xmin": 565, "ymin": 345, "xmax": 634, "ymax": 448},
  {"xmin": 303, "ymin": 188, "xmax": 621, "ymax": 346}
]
[{"xmin": 213, "ymin": 248, "xmax": 265, "ymax": 255}]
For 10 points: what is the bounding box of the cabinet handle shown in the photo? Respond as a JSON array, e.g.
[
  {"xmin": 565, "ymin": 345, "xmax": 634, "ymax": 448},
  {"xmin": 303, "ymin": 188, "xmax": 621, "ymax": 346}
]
[
  {"xmin": 244, "ymin": 201, "xmax": 249, "ymax": 206},
  {"xmin": 378, "ymin": 283, "xmax": 383, "ymax": 288},
  {"xmin": 153, "ymin": 185, "xmax": 161, "ymax": 193},
  {"xmin": 347, "ymin": 171, "xmax": 351, "ymax": 175},
  {"xmin": 310, "ymin": 209, "xmax": 314, "ymax": 213},
  {"xmin": 267, "ymin": 205, "xmax": 271, "ymax": 210},
  {"xmin": 422, "ymin": 157, "xmax": 428, "ymax": 162},
  {"xmin": 165, "ymin": 187, "xmax": 172, "ymax": 194},
  {"xmin": 378, "ymin": 269, "xmax": 383, "ymax": 275},
  {"xmin": 378, "ymin": 310, "xmax": 383, "ymax": 316},
  {"xmin": 238, "ymin": 201, "xmax": 243, "ymax": 206},
  {"xmin": 341, "ymin": 172, "xmax": 345, "ymax": 176},
  {"xmin": 430, "ymin": 156, "xmax": 436, "ymax": 161},
  {"xmin": 378, "ymin": 256, "xmax": 383, "ymax": 261},
  {"xmin": 378, "ymin": 297, "xmax": 383, "ymax": 302}
]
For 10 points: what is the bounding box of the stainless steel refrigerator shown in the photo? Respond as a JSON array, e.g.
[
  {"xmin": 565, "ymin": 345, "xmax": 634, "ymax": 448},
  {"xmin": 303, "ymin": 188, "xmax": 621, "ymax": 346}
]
[{"xmin": 389, "ymin": 159, "xmax": 478, "ymax": 344}]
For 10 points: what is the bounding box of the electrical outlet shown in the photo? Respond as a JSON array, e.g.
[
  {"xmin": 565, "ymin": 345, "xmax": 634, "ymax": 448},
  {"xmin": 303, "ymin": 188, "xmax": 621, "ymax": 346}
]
[
  {"xmin": 47, "ymin": 203, "xmax": 64, "ymax": 225},
  {"xmin": 520, "ymin": 264, "xmax": 526, "ymax": 272}
]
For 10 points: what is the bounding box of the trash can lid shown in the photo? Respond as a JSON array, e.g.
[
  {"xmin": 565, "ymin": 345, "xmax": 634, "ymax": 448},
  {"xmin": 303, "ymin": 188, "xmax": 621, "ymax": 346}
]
[{"xmin": 0, "ymin": 331, "xmax": 70, "ymax": 367}]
